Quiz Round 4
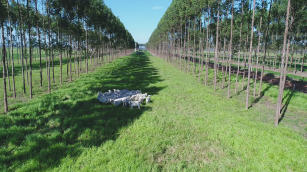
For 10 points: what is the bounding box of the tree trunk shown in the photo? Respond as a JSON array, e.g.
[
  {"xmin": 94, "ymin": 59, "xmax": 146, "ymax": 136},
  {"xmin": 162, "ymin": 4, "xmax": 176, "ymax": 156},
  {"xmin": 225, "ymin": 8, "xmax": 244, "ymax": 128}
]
[
  {"xmin": 259, "ymin": 0, "xmax": 273, "ymax": 96},
  {"xmin": 2, "ymin": 23, "xmax": 9, "ymax": 113},
  {"xmin": 23, "ymin": 29, "xmax": 29, "ymax": 86},
  {"xmin": 60, "ymin": 33, "xmax": 63, "ymax": 85},
  {"xmin": 214, "ymin": 2, "xmax": 220, "ymax": 91},
  {"xmin": 253, "ymin": 4, "xmax": 263, "ymax": 97},
  {"xmin": 245, "ymin": 0, "xmax": 256, "ymax": 110},
  {"xmin": 235, "ymin": 2, "xmax": 244, "ymax": 94},
  {"xmin": 27, "ymin": 0, "xmax": 33, "ymax": 99},
  {"xmin": 36, "ymin": 0, "xmax": 43, "ymax": 87},
  {"xmin": 47, "ymin": 2, "xmax": 51, "ymax": 93},
  {"xmin": 275, "ymin": 0, "xmax": 291, "ymax": 126},
  {"xmin": 204, "ymin": 8, "xmax": 211, "ymax": 86},
  {"xmin": 7, "ymin": 0, "xmax": 16, "ymax": 98},
  {"xmin": 227, "ymin": 0, "xmax": 234, "ymax": 98}
]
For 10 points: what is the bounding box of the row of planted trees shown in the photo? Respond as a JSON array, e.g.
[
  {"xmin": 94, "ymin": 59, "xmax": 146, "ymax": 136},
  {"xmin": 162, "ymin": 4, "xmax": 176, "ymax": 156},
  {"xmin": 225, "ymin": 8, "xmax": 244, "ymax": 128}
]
[
  {"xmin": 0, "ymin": 0, "xmax": 135, "ymax": 113},
  {"xmin": 147, "ymin": 0, "xmax": 306, "ymax": 126}
]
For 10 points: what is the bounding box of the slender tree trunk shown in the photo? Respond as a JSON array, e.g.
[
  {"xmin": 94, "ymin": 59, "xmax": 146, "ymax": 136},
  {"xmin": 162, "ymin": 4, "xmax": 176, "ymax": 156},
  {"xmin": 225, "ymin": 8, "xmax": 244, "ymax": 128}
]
[
  {"xmin": 275, "ymin": 0, "xmax": 291, "ymax": 126},
  {"xmin": 214, "ymin": 2, "xmax": 220, "ymax": 91},
  {"xmin": 7, "ymin": 0, "xmax": 16, "ymax": 98},
  {"xmin": 86, "ymin": 28, "xmax": 89, "ymax": 73},
  {"xmin": 36, "ymin": 0, "xmax": 43, "ymax": 87},
  {"xmin": 51, "ymin": 48, "xmax": 55, "ymax": 83},
  {"xmin": 245, "ymin": 0, "xmax": 256, "ymax": 109},
  {"xmin": 204, "ymin": 9, "xmax": 211, "ymax": 86},
  {"xmin": 259, "ymin": 0, "xmax": 273, "ymax": 96},
  {"xmin": 227, "ymin": 0, "xmax": 234, "ymax": 98},
  {"xmin": 27, "ymin": 0, "xmax": 33, "ymax": 99},
  {"xmin": 301, "ymin": 47, "xmax": 306, "ymax": 72},
  {"xmin": 6, "ymin": 30, "xmax": 11, "ymax": 93},
  {"xmin": 60, "ymin": 33, "xmax": 63, "ymax": 85},
  {"xmin": 199, "ymin": 19, "xmax": 204, "ymax": 82},
  {"xmin": 193, "ymin": 18, "xmax": 196, "ymax": 74},
  {"xmin": 2, "ymin": 23, "xmax": 9, "ymax": 113},
  {"xmin": 222, "ymin": 37, "xmax": 226, "ymax": 89},
  {"xmin": 235, "ymin": 7, "xmax": 243, "ymax": 94},
  {"xmin": 20, "ymin": 28, "xmax": 26, "ymax": 94},
  {"xmin": 23, "ymin": 29, "xmax": 29, "ymax": 86},
  {"xmin": 66, "ymin": 49, "xmax": 69, "ymax": 78},
  {"xmin": 69, "ymin": 36, "xmax": 73, "ymax": 81},
  {"xmin": 47, "ymin": 3, "xmax": 51, "ymax": 93},
  {"xmin": 253, "ymin": 13, "xmax": 263, "ymax": 97}
]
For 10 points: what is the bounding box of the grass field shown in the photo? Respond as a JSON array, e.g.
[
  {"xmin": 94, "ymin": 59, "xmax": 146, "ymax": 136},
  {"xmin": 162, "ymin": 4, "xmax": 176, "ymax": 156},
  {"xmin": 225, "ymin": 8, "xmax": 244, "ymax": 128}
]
[
  {"xmin": 0, "ymin": 52, "xmax": 306, "ymax": 171},
  {"xmin": 0, "ymin": 51, "xmax": 113, "ymax": 112}
]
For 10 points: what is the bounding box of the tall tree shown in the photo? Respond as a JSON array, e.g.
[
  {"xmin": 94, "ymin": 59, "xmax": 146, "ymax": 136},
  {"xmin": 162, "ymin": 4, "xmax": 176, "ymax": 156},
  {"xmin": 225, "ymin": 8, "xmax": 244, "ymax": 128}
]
[
  {"xmin": 1, "ymin": 0, "xmax": 8, "ymax": 112},
  {"xmin": 213, "ymin": 1, "xmax": 220, "ymax": 91},
  {"xmin": 245, "ymin": 0, "xmax": 256, "ymax": 109},
  {"xmin": 227, "ymin": 0, "xmax": 234, "ymax": 98},
  {"xmin": 275, "ymin": 0, "xmax": 291, "ymax": 126}
]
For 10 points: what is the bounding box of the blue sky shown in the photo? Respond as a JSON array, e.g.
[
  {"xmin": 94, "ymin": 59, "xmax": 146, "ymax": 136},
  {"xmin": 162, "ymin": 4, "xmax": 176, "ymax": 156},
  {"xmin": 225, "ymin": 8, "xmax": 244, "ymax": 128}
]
[{"xmin": 104, "ymin": 0, "xmax": 172, "ymax": 44}]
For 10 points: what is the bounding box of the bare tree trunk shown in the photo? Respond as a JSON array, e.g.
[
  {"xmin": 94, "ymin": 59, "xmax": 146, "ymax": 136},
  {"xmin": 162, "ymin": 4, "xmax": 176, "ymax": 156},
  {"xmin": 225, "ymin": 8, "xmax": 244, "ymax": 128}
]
[
  {"xmin": 47, "ymin": 2, "xmax": 51, "ymax": 93},
  {"xmin": 27, "ymin": 0, "xmax": 33, "ymax": 99},
  {"xmin": 22, "ymin": 29, "xmax": 29, "ymax": 87},
  {"xmin": 2, "ymin": 23, "xmax": 9, "ymax": 113},
  {"xmin": 36, "ymin": 0, "xmax": 43, "ymax": 87},
  {"xmin": 77, "ymin": 41, "xmax": 80, "ymax": 77},
  {"xmin": 7, "ymin": 0, "xmax": 16, "ymax": 98},
  {"xmin": 227, "ymin": 0, "xmax": 234, "ymax": 98},
  {"xmin": 6, "ymin": 30, "xmax": 11, "ymax": 93},
  {"xmin": 51, "ymin": 48, "xmax": 55, "ymax": 83},
  {"xmin": 221, "ymin": 37, "xmax": 226, "ymax": 89},
  {"xmin": 235, "ymin": 5, "xmax": 243, "ymax": 94},
  {"xmin": 193, "ymin": 18, "xmax": 196, "ymax": 75},
  {"xmin": 301, "ymin": 47, "xmax": 306, "ymax": 72},
  {"xmin": 66, "ymin": 49, "xmax": 69, "ymax": 78},
  {"xmin": 253, "ymin": 3, "xmax": 263, "ymax": 97},
  {"xmin": 204, "ymin": 8, "xmax": 211, "ymax": 86},
  {"xmin": 187, "ymin": 21, "xmax": 191, "ymax": 73},
  {"xmin": 60, "ymin": 34, "xmax": 63, "ymax": 85},
  {"xmin": 214, "ymin": 2, "xmax": 220, "ymax": 91},
  {"xmin": 69, "ymin": 36, "xmax": 73, "ymax": 81},
  {"xmin": 86, "ymin": 27, "xmax": 89, "ymax": 73},
  {"xmin": 199, "ymin": 19, "xmax": 204, "ymax": 82},
  {"xmin": 259, "ymin": 0, "xmax": 273, "ymax": 96},
  {"xmin": 275, "ymin": 0, "xmax": 291, "ymax": 126},
  {"xmin": 246, "ymin": 0, "xmax": 256, "ymax": 109},
  {"xmin": 21, "ymin": 28, "xmax": 26, "ymax": 94}
]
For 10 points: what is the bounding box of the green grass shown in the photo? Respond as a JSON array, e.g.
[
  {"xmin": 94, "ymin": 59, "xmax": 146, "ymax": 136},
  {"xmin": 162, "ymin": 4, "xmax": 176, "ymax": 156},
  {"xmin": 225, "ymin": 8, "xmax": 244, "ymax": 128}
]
[
  {"xmin": 181, "ymin": 56, "xmax": 307, "ymax": 135},
  {"xmin": 0, "ymin": 51, "xmax": 112, "ymax": 112},
  {"xmin": 0, "ymin": 52, "xmax": 306, "ymax": 171}
]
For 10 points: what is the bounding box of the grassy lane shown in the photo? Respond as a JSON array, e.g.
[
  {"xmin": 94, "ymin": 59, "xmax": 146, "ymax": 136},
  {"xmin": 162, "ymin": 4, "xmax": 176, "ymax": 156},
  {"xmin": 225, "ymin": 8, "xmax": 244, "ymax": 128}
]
[
  {"xmin": 0, "ymin": 52, "xmax": 306, "ymax": 171},
  {"xmin": 0, "ymin": 53, "xmax": 111, "ymax": 112}
]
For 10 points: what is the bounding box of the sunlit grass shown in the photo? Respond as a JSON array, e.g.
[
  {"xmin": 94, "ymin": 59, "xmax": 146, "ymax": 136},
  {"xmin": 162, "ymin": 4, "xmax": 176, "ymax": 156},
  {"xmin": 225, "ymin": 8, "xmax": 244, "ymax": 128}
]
[{"xmin": 0, "ymin": 52, "xmax": 306, "ymax": 171}]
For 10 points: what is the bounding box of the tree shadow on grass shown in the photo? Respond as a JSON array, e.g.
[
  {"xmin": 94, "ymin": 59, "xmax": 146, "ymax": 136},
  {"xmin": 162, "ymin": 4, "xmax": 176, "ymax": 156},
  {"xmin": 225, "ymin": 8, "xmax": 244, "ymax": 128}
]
[
  {"xmin": 0, "ymin": 52, "xmax": 165, "ymax": 171},
  {"xmin": 278, "ymin": 89, "xmax": 295, "ymax": 124},
  {"xmin": 249, "ymin": 84, "xmax": 273, "ymax": 108}
]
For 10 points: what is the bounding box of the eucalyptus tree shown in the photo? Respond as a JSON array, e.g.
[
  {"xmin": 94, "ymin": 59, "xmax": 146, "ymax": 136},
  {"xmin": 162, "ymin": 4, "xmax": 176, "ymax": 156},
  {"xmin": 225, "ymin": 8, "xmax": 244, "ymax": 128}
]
[
  {"xmin": 26, "ymin": 0, "xmax": 33, "ymax": 99},
  {"xmin": 227, "ymin": 0, "xmax": 234, "ymax": 98},
  {"xmin": 0, "ymin": 0, "xmax": 134, "ymax": 113},
  {"xmin": 148, "ymin": 0, "xmax": 305, "ymax": 125},
  {"xmin": 1, "ymin": 0, "xmax": 9, "ymax": 113},
  {"xmin": 213, "ymin": 0, "xmax": 220, "ymax": 91},
  {"xmin": 245, "ymin": 0, "xmax": 256, "ymax": 110},
  {"xmin": 275, "ymin": 0, "xmax": 291, "ymax": 126},
  {"xmin": 7, "ymin": 0, "xmax": 16, "ymax": 98},
  {"xmin": 35, "ymin": 0, "xmax": 43, "ymax": 87}
]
